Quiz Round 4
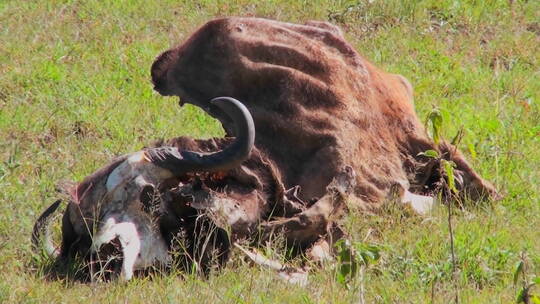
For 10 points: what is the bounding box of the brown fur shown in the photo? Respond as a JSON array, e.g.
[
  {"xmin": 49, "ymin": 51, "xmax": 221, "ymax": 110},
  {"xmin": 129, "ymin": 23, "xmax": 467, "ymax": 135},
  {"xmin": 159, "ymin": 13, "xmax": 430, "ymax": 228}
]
[{"xmin": 152, "ymin": 17, "xmax": 499, "ymax": 208}]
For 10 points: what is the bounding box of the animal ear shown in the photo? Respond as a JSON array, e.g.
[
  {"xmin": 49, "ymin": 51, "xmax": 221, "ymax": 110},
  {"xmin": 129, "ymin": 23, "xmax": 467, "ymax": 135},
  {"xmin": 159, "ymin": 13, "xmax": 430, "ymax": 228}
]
[
  {"xmin": 140, "ymin": 184, "xmax": 157, "ymax": 212},
  {"xmin": 53, "ymin": 180, "xmax": 80, "ymax": 203}
]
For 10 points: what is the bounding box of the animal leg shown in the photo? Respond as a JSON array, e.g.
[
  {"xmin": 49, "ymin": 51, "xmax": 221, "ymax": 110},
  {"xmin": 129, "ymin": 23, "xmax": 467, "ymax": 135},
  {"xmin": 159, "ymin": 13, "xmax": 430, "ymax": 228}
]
[
  {"xmin": 306, "ymin": 224, "xmax": 345, "ymax": 263},
  {"xmin": 261, "ymin": 167, "xmax": 355, "ymax": 248},
  {"xmin": 440, "ymin": 142, "xmax": 501, "ymax": 201}
]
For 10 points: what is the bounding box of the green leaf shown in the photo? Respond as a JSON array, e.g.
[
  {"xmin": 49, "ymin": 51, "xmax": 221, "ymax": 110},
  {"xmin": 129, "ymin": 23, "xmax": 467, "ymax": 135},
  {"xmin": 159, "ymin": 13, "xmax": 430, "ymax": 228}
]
[
  {"xmin": 442, "ymin": 160, "xmax": 457, "ymax": 194},
  {"xmin": 353, "ymin": 243, "xmax": 381, "ymax": 266},
  {"xmin": 334, "ymin": 240, "xmax": 382, "ymax": 285},
  {"xmin": 514, "ymin": 261, "xmax": 524, "ymax": 285},
  {"xmin": 428, "ymin": 109, "xmax": 443, "ymax": 145},
  {"xmin": 335, "ymin": 240, "xmax": 358, "ymax": 285},
  {"xmin": 418, "ymin": 149, "xmax": 439, "ymax": 158},
  {"xmin": 301, "ymin": 295, "xmax": 314, "ymax": 304},
  {"xmin": 516, "ymin": 288, "xmax": 526, "ymax": 303},
  {"xmin": 533, "ymin": 277, "xmax": 540, "ymax": 285},
  {"xmin": 531, "ymin": 295, "xmax": 540, "ymax": 304}
]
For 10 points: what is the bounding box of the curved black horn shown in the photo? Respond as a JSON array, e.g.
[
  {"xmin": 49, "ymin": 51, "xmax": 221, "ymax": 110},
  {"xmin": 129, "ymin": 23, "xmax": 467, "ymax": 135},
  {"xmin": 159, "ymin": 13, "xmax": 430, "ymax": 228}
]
[
  {"xmin": 31, "ymin": 199, "xmax": 62, "ymax": 258},
  {"xmin": 147, "ymin": 97, "xmax": 255, "ymax": 174}
]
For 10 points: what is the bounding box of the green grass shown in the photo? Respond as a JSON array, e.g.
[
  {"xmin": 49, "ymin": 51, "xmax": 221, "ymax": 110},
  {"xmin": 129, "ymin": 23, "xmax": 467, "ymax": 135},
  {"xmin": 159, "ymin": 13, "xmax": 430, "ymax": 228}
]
[{"xmin": 1, "ymin": 0, "xmax": 538, "ymax": 303}]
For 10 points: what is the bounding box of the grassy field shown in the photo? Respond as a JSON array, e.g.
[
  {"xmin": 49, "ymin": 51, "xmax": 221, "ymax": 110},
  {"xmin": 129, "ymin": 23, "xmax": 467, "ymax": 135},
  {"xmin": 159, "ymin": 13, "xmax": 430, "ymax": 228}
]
[{"xmin": 1, "ymin": 0, "xmax": 539, "ymax": 303}]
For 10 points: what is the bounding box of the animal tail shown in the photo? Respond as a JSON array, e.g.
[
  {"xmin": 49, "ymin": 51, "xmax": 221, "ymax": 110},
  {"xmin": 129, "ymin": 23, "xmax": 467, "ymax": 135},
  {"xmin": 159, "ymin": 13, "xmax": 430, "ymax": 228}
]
[{"xmin": 31, "ymin": 199, "xmax": 62, "ymax": 258}]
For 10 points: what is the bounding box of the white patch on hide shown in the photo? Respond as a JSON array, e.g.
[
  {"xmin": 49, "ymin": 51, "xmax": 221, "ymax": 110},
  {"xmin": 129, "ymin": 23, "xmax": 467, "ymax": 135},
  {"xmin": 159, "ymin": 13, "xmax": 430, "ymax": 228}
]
[
  {"xmin": 401, "ymin": 190, "xmax": 435, "ymax": 215},
  {"xmin": 393, "ymin": 180, "xmax": 435, "ymax": 215},
  {"xmin": 92, "ymin": 217, "xmax": 142, "ymax": 281},
  {"xmin": 106, "ymin": 152, "xmax": 147, "ymax": 191},
  {"xmin": 106, "ymin": 151, "xmax": 173, "ymax": 201},
  {"xmin": 307, "ymin": 240, "xmax": 333, "ymax": 263},
  {"xmin": 92, "ymin": 215, "xmax": 170, "ymax": 281}
]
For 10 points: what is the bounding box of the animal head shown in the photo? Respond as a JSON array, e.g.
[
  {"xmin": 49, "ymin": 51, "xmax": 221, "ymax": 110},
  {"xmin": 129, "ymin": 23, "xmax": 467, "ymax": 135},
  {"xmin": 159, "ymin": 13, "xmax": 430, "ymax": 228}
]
[{"xmin": 31, "ymin": 97, "xmax": 255, "ymax": 280}]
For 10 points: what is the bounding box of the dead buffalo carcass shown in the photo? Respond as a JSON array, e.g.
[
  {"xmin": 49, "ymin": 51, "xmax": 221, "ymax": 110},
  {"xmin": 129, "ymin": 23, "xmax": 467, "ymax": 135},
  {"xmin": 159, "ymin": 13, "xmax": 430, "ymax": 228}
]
[
  {"xmin": 151, "ymin": 17, "xmax": 499, "ymax": 211},
  {"xmin": 32, "ymin": 96, "xmax": 350, "ymax": 281},
  {"xmin": 32, "ymin": 97, "xmax": 255, "ymax": 280}
]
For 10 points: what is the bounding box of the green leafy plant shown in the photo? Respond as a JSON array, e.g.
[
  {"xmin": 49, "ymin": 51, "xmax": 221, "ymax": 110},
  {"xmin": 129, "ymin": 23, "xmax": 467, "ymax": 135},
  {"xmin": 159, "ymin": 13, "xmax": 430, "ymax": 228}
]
[
  {"xmin": 335, "ymin": 239, "xmax": 381, "ymax": 286},
  {"xmin": 426, "ymin": 108, "xmax": 443, "ymax": 145},
  {"xmin": 424, "ymin": 107, "xmax": 461, "ymax": 303},
  {"xmin": 442, "ymin": 159, "xmax": 458, "ymax": 194},
  {"xmin": 418, "ymin": 149, "xmax": 440, "ymax": 159},
  {"xmin": 514, "ymin": 253, "xmax": 540, "ymax": 304},
  {"xmin": 424, "ymin": 108, "xmax": 459, "ymax": 195}
]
